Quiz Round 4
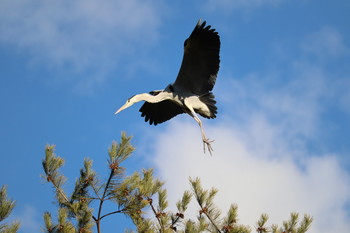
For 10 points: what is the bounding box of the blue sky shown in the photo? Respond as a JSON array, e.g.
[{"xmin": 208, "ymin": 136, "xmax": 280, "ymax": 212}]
[{"xmin": 1, "ymin": 0, "xmax": 350, "ymax": 232}]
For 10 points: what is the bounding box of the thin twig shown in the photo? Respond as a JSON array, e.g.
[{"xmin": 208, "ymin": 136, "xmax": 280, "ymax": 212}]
[
  {"xmin": 100, "ymin": 209, "xmax": 126, "ymax": 220},
  {"xmin": 49, "ymin": 178, "xmax": 70, "ymax": 204},
  {"xmin": 149, "ymin": 198, "xmax": 164, "ymax": 232},
  {"xmin": 202, "ymin": 207, "xmax": 221, "ymax": 233},
  {"xmin": 90, "ymin": 182, "xmax": 102, "ymax": 200},
  {"xmin": 170, "ymin": 214, "xmax": 181, "ymax": 230},
  {"xmin": 95, "ymin": 169, "xmax": 115, "ymax": 233}
]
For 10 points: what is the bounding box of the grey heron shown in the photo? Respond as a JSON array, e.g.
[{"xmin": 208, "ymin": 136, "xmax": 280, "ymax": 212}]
[{"xmin": 115, "ymin": 20, "xmax": 220, "ymax": 154}]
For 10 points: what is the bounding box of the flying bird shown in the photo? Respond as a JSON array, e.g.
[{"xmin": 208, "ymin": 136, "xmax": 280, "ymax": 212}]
[{"xmin": 115, "ymin": 19, "xmax": 220, "ymax": 154}]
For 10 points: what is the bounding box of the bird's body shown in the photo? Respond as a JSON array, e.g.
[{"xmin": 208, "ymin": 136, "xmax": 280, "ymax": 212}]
[{"xmin": 115, "ymin": 20, "xmax": 220, "ymax": 154}]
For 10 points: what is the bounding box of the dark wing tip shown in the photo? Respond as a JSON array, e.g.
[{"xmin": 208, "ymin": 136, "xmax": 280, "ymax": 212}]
[
  {"xmin": 197, "ymin": 19, "xmax": 206, "ymax": 28},
  {"xmin": 191, "ymin": 19, "xmax": 219, "ymax": 38}
]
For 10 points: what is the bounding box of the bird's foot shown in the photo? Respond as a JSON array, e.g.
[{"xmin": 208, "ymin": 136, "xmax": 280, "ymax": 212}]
[{"xmin": 203, "ymin": 138, "xmax": 214, "ymax": 155}]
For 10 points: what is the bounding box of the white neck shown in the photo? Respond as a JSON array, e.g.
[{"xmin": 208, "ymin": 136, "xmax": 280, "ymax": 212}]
[{"xmin": 132, "ymin": 92, "xmax": 172, "ymax": 104}]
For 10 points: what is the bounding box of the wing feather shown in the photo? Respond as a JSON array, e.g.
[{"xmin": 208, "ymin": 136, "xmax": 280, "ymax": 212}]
[
  {"xmin": 139, "ymin": 100, "xmax": 185, "ymax": 125},
  {"xmin": 173, "ymin": 20, "xmax": 220, "ymax": 95}
]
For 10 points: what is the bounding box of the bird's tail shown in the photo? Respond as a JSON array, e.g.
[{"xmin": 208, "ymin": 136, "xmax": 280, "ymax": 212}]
[{"xmin": 199, "ymin": 93, "xmax": 217, "ymax": 119}]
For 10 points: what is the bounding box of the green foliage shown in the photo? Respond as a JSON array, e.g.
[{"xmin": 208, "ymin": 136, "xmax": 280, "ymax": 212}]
[
  {"xmin": 186, "ymin": 178, "xmax": 250, "ymax": 233},
  {"xmin": 40, "ymin": 132, "xmax": 313, "ymax": 233},
  {"xmin": 270, "ymin": 213, "xmax": 313, "ymax": 233},
  {"xmin": 42, "ymin": 144, "xmax": 93, "ymax": 233},
  {"xmin": 41, "ymin": 133, "xmax": 165, "ymax": 233},
  {"xmin": 256, "ymin": 214, "xmax": 269, "ymax": 233},
  {"xmin": 0, "ymin": 185, "xmax": 20, "ymax": 233}
]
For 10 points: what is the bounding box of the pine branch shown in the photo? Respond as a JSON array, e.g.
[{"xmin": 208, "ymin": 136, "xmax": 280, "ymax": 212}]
[
  {"xmin": 90, "ymin": 182, "xmax": 102, "ymax": 200},
  {"xmin": 39, "ymin": 133, "xmax": 313, "ymax": 233},
  {"xmin": 95, "ymin": 169, "xmax": 115, "ymax": 233},
  {"xmin": 170, "ymin": 190, "xmax": 191, "ymax": 231},
  {"xmin": 190, "ymin": 177, "xmax": 221, "ymax": 233},
  {"xmin": 201, "ymin": 208, "xmax": 221, "ymax": 233},
  {"xmin": 256, "ymin": 213, "xmax": 269, "ymax": 233},
  {"xmin": 100, "ymin": 209, "xmax": 127, "ymax": 220},
  {"xmin": 51, "ymin": 179, "xmax": 70, "ymax": 204},
  {"xmin": 71, "ymin": 159, "xmax": 95, "ymax": 202},
  {"xmin": 0, "ymin": 186, "xmax": 16, "ymax": 221},
  {"xmin": 297, "ymin": 215, "xmax": 313, "ymax": 233},
  {"xmin": 94, "ymin": 133, "xmax": 136, "ymax": 233},
  {"xmin": 42, "ymin": 145, "xmax": 70, "ymax": 204},
  {"xmin": 0, "ymin": 186, "xmax": 20, "ymax": 233},
  {"xmin": 148, "ymin": 197, "xmax": 164, "ymax": 231}
]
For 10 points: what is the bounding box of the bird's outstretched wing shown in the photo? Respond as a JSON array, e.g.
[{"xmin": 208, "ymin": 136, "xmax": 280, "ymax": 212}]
[
  {"xmin": 173, "ymin": 20, "xmax": 220, "ymax": 95},
  {"xmin": 139, "ymin": 101, "xmax": 185, "ymax": 125},
  {"xmin": 139, "ymin": 91, "xmax": 185, "ymax": 125}
]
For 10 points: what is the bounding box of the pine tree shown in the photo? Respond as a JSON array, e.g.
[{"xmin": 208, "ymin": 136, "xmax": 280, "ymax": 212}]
[
  {"xmin": 0, "ymin": 185, "xmax": 20, "ymax": 233},
  {"xmin": 40, "ymin": 132, "xmax": 313, "ymax": 233}
]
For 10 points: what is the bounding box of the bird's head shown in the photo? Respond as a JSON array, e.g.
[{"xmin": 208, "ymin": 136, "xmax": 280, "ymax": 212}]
[
  {"xmin": 114, "ymin": 95, "xmax": 138, "ymax": 114},
  {"xmin": 115, "ymin": 93, "xmax": 152, "ymax": 114},
  {"xmin": 114, "ymin": 92, "xmax": 159, "ymax": 114}
]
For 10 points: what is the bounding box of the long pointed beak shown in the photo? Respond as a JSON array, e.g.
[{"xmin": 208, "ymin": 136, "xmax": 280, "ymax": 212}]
[
  {"xmin": 114, "ymin": 107, "xmax": 123, "ymax": 114},
  {"xmin": 114, "ymin": 102, "xmax": 130, "ymax": 115}
]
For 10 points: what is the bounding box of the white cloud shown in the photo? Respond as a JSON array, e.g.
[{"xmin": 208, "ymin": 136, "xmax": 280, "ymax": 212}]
[
  {"xmin": 301, "ymin": 27, "xmax": 349, "ymax": 59},
  {"xmin": 149, "ymin": 119, "xmax": 350, "ymax": 233},
  {"xmin": 0, "ymin": 0, "xmax": 162, "ymax": 88},
  {"xmin": 217, "ymin": 67, "xmax": 328, "ymax": 149},
  {"xmin": 297, "ymin": 27, "xmax": 350, "ymax": 115}
]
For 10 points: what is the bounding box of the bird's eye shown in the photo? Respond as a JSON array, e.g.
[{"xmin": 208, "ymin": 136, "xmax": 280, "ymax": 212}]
[{"xmin": 127, "ymin": 95, "xmax": 135, "ymax": 102}]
